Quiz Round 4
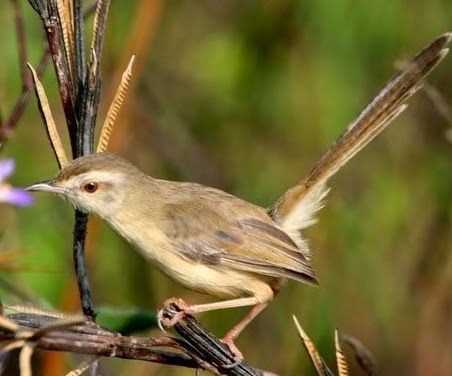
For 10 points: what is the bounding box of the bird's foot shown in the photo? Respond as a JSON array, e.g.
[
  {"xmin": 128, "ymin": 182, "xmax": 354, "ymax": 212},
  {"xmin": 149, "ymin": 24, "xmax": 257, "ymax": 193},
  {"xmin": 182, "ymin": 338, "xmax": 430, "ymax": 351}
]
[
  {"xmin": 221, "ymin": 334, "xmax": 244, "ymax": 361},
  {"xmin": 157, "ymin": 297, "xmax": 194, "ymax": 331}
]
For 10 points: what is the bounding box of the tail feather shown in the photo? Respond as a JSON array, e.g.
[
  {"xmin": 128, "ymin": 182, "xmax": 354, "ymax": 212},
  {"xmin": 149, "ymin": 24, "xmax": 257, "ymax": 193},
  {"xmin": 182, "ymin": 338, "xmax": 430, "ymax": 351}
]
[{"xmin": 270, "ymin": 33, "xmax": 451, "ymax": 239}]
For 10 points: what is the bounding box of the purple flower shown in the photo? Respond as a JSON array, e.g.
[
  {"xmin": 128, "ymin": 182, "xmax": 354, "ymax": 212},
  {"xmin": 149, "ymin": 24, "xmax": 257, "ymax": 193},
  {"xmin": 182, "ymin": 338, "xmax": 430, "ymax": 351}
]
[{"xmin": 0, "ymin": 159, "xmax": 33, "ymax": 206}]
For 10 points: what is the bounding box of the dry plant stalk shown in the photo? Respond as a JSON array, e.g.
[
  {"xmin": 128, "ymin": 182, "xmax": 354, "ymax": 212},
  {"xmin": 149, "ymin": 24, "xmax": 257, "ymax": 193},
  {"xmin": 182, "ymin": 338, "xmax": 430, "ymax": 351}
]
[
  {"xmin": 25, "ymin": 4, "xmax": 135, "ymax": 167},
  {"xmin": 335, "ymin": 330, "xmax": 349, "ymax": 376},
  {"xmin": 292, "ymin": 315, "xmax": 333, "ymax": 375},
  {"xmin": 97, "ymin": 55, "xmax": 136, "ymax": 153},
  {"xmin": 27, "ymin": 63, "xmax": 69, "ymax": 169},
  {"xmin": 56, "ymin": 0, "xmax": 75, "ymax": 81},
  {"xmin": 91, "ymin": 0, "xmax": 111, "ymax": 55},
  {"xmin": 65, "ymin": 358, "xmax": 100, "ymax": 376},
  {"xmin": 0, "ymin": 309, "xmax": 87, "ymax": 376}
]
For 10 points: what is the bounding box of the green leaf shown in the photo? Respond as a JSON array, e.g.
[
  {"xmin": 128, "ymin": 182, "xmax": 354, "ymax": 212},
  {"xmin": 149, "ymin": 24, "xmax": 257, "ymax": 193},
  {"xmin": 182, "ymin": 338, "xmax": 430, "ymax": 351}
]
[{"xmin": 96, "ymin": 306, "xmax": 158, "ymax": 335}]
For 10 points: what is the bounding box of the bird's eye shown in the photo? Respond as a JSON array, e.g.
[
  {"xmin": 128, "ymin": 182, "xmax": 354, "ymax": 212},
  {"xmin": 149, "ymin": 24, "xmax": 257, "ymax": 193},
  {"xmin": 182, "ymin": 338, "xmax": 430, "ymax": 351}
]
[{"xmin": 83, "ymin": 182, "xmax": 99, "ymax": 193}]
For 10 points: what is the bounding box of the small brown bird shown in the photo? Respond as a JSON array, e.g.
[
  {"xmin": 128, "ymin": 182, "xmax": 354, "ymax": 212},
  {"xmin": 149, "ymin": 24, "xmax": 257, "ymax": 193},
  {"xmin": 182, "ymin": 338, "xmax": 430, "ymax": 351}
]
[{"xmin": 27, "ymin": 33, "xmax": 450, "ymax": 356}]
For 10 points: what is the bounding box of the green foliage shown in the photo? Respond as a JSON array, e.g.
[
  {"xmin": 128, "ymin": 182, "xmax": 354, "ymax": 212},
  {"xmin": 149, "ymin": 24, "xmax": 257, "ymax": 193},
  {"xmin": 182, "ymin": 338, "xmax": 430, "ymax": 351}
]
[{"xmin": 96, "ymin": 306, "xmax": 158, "ymax": 335}]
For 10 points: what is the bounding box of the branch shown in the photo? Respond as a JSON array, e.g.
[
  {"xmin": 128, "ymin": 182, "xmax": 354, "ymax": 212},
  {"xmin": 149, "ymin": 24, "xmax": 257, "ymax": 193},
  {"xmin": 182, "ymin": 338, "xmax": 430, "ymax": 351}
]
[
  {"xmin": 71, "ymin": 0, "xmax": 111, "ymax": 322},
  {"xmin": 0, "ymin": 311, "xmax": 198, "ymax": 370},
  {"xmin": 39, "ymin": 1, "xmax": 78, "ymax": 156},
  {"xmin": 161, "ymin": 301, "xmax": 274, "ymax": 376},
  {"xmin": 0, "ymin": 308, "xmax": 279, "ymax": 375},
  {"xmin": 0, "ymin": 45, "xmax": 50, "ymax": 147},
  {"xmin": 76, "ymin": 0, "xmax": 110, "ymax": 156},
  {"xmin": 72, "ymin": 210, "xmax": 95, "ymax": 319},
  {"xmin": 11, "ymin": 0, "xmax": 32, "ymax": 92}
]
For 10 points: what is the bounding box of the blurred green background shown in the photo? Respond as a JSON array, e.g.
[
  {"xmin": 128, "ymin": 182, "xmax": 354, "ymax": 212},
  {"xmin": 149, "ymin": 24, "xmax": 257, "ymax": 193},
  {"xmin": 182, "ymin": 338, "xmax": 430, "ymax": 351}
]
[{"xmin": 1, "ymin": 0, "xmax": 451, "ymax": 375}]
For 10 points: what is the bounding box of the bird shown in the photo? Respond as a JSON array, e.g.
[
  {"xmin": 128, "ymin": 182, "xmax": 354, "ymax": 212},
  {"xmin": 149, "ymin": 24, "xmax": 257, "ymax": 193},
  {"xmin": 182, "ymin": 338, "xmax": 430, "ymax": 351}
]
[{"xmin": 26, "ymin": 33, "xmax": 451, "ymax": 357}]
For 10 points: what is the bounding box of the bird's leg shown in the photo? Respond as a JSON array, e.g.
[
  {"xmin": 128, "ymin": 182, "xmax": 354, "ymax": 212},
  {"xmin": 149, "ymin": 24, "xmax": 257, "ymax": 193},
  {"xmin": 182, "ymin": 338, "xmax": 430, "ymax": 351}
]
[
  {"xmin": 221, "ymin": 303, "xmax": 268, "ymax": 358},
  {"xmin": 158, "ymin": 297, "xmax": 266, "ymax": 359},
  {"xmin": 158, "ymin": 297, "xmax": 261, "ymax": 326}
]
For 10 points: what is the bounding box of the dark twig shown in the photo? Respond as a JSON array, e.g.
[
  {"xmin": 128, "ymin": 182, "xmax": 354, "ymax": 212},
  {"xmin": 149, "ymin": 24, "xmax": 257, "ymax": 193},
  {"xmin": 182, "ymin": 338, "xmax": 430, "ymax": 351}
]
[
  {"xmin": 78, "ymin": 0, "xmax": 110, "ymax": 154},
  {"xmin": 41, "ymin": 1, "xmax": 78, "ymax": 155},
  {"xmin": 72, "ymin": 0, "xmax": 100, "ymax": 322},
  {"xmin": 71, "ymin": 0, "xmax": 112, "ymax": 322},
  {"xmin": 161, "ymin": 301, "xmax": 268, "ymax": 376},
  {"xmin": 73, "ymin": 210, "xmax": 95, "ymax": 319},
  {"xmin": 0, "ymin": 312, "xmax": 198, "ymax": 370},
  {"xmin": 74, "ymin": 0, "xmax": 87, "ymax": 98},
  {"xmin": 0, "ymin": 307, "xmax": 280, "ymax": 375}
]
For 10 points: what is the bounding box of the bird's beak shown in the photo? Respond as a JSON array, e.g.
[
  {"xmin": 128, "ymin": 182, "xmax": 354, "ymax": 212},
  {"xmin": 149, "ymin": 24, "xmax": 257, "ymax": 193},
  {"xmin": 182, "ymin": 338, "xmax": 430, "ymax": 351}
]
[{"xmin": 26, "ymin": 180, "xmax": 68, "ymax": 195}]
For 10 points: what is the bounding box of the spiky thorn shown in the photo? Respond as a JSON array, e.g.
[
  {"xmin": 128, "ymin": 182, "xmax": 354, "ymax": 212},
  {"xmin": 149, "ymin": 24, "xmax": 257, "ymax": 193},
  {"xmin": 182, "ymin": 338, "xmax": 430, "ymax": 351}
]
[
  {"xmin": 335, "ymin": 329, "xmax": 349, "ymax": 376},
  {"xmin": 97, "ymin": 55, "xmax": 136, "ymax": 153},
  {"xmin": 292, "ymin": 316, "xmax": 334, "ymax": 376},
  {"xmin": 27, "ymin": 63, "xmax": 69, "ymax": 169}
]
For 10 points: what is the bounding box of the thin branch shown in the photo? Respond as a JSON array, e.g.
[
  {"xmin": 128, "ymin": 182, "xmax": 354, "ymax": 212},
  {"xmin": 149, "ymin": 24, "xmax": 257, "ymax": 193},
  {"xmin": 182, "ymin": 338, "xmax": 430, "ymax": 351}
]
[
  {"xmin": 42, "ymin": 0, "xmax": 78, "ymax": 156},
  {"xmin": 0, "ymin": 312, "xmax": 200, "ymax": 370},
  {"xmin": 0, "ymin": 45, "xmax": 50, "ymax": 147},
  {"xmin": 73, "ymin": 0, "xmax": 86, "ymax": 96},
  {"xmin": 1, "ymin": 308, "xmax": 282, "ymax": 375},
  {"xmin": 73, "ymin": 210, "xmax": 95, "ymax": 319},
  {"xmin": 11, "ymin": 0, "xmax": 33, "ymax": 92},
  {"xmin": 72, "ymin": 0, "xmax": 110, "ymax": 322}
]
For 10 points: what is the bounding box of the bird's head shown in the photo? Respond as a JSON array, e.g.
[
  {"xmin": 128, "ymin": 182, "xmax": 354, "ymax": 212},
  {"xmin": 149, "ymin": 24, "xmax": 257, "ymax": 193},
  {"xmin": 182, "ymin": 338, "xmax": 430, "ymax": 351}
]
[{"xmin": 26, "ymin": 153, "xmax": 143, "ymax": 218}]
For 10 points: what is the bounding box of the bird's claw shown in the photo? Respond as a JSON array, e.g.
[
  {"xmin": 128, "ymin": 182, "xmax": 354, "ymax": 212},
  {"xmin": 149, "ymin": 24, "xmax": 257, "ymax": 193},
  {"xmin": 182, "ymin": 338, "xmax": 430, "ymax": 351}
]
[
  {"xmin": 157, "ymin": 297, "xmax": 192, "ymax": 332},
  {"xmin": 221, "ymin": 335, "xmax": 244, "ymax": 362}
]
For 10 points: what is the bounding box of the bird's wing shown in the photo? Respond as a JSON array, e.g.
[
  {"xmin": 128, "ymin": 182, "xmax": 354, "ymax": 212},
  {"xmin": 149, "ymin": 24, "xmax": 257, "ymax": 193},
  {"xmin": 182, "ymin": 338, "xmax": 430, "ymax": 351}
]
[
  {"xmin": 269, "ymin": 33, "xmax": 451, "ymax": 244},
  {"xmin": 164, "ymin": 202, "xmax": 317, "ymax": 285}
]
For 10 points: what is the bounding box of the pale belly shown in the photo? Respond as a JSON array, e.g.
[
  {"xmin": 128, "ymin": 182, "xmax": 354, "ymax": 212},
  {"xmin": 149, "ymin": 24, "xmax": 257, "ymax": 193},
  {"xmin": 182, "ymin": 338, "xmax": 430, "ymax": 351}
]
[
  {"xmin": 142, "ymin": 244, "xmax": 274, "ymax": 302},
  {"xmin": 108, "ymin": 215, "xmax": 274, "ymax": 302}
]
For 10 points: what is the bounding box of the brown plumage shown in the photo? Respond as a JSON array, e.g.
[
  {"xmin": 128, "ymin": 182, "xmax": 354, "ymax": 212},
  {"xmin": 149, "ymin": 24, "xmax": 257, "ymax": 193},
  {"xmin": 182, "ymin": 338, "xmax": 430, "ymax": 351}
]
[{"xmin": 27, "ymin": 33, "xmax": 451, "ymax": 357}]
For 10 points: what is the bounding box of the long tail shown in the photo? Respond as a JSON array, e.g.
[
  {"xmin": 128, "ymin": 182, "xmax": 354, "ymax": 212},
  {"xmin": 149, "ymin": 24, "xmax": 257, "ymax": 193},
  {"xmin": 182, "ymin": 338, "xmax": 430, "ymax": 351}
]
[{"xmin": 269, "ymin": 33, "xmax": 451, "ymax": 255}]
